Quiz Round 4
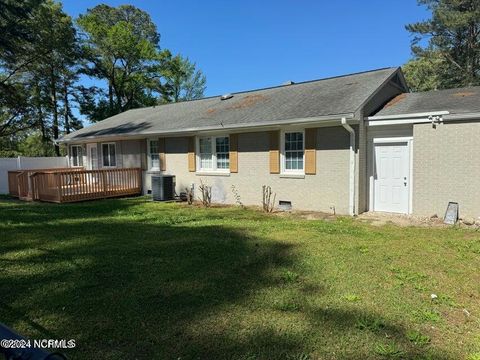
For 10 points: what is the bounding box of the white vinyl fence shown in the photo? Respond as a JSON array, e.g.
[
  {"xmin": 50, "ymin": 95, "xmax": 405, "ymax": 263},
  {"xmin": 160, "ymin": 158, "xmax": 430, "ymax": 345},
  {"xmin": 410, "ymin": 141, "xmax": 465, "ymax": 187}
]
[{"xmin": 0, "ymin": 156, "xmax": 68, "ymax": 194}]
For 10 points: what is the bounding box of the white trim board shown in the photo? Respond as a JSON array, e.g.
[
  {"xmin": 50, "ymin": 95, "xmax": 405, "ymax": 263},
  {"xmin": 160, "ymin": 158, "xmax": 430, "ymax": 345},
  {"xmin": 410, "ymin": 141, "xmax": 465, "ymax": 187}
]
[
  {"xmin": 366, "ymin": 111, "xmax": 449, "ymax": 127},
  {"xmin": 373, "ymin": 136, "xmax": 413, "ymax": 144},
  {"xmin": 367, "ymin": 111, "xmax": 449, "ymax": 121}
]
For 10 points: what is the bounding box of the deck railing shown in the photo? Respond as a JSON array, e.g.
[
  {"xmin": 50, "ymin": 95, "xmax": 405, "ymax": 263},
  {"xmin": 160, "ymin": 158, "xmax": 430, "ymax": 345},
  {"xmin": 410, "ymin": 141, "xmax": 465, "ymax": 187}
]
[
  {"xmin": 8, "ymin": 168, "xmax": 83, "ymax": 200},
  {"xmin": 30, "ymin": 168, "xmax": 142, "ymax": 203}
]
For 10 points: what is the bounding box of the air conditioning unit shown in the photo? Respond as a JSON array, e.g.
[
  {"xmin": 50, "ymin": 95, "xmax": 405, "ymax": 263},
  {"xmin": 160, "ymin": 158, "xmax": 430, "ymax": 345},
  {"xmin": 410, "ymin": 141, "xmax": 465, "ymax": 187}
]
[{"xmin": 151, "ymin": 175, "xmax": 175, "ymax": 201}]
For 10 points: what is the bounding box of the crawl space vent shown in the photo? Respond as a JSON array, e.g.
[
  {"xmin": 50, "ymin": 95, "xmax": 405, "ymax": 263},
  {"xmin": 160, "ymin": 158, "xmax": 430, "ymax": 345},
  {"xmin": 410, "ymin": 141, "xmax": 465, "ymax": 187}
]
[{"xmin": 278, "ymin": 200, "xmax": 292, "ymax": 211}]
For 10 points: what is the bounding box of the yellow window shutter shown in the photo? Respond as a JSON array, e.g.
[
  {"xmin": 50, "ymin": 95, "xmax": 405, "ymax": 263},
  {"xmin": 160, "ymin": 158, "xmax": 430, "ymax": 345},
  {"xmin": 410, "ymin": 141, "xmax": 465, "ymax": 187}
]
[
  {"xmin": 188, "ymin": 136, "xmax": 196, "ymax": 172},
  {"xmin": 159, "ymin": 138, "xmax": 166, "ymax": 171},
  {"xmin": 269, "ymin": 130, "xmax": 280, "ymax": 174},
  {"xmin": 229, "ymin": 134, "xmax": 238, "ymax": 173},
  {"xmin": 305, "ymin": 128, "xmax": 317, "ymax": 175}
]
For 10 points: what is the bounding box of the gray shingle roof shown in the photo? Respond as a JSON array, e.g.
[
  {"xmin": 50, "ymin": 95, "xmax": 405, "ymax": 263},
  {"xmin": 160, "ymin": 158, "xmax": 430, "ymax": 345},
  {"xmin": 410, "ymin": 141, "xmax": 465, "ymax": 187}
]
[
  {"xmin": 374, "ymin": 86, "xmax": 480, "ymax": 117},
  {"xmin": 61, "ymin": 67, "xmax": 399, "ymax": 142}
]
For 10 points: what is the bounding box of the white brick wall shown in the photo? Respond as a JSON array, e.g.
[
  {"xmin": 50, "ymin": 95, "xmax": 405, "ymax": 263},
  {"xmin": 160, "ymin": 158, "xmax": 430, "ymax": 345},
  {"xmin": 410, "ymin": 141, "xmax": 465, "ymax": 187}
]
[
  {"xmin": 413, "ymin": 121, "xmax": 480, "ymax": 218},
  {"xmin": 143, "ymin": 127, "xmax": 351, "ymax": 214}
]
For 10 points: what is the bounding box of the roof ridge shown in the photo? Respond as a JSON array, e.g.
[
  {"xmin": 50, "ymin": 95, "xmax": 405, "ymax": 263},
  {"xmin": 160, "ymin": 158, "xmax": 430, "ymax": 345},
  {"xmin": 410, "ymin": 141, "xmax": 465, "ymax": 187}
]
[{"xmin": 131, "ymin": 67, "xmax": 399, "ymax": 112}]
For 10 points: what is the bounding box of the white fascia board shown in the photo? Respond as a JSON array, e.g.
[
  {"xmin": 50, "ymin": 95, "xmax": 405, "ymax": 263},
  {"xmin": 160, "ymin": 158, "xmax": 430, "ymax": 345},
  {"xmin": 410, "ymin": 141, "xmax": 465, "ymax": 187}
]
[
  {"xmin": 367, "ymin": 118, "xmax": 432, "ymax": 126},
  {"xmin": 443, "ymin": 112, "xmax": 480, "ymax": 121},
  {"xmin": 366, "ymin": 110, "xmax": 449, "ymax": 121},
  {"xmin": 366, "ymin": 111, "xmax": 449, "ymax": 127}
]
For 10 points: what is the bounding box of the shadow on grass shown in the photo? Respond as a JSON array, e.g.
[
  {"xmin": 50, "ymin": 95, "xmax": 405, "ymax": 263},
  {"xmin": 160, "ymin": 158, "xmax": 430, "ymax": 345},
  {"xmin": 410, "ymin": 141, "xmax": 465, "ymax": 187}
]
[{"xmin": 0, "ymin": 201, "xmax": 455, "ymax": 359}]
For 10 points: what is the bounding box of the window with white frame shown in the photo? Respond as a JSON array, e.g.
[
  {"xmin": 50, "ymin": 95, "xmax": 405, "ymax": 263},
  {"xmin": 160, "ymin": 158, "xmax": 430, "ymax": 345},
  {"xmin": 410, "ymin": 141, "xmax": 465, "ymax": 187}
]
[
  {"xmin": 71, "ymin": 145, "xmax": 83, "ymax": 167},
  {"xmin": 283, "ymin": 131, "xmax": 304, "ymax": 173},
  {"xmin": 198, "ymin": 136, "xmax": 230, "ymax": 171},
  {"xmin": 102, "ymin": 143, "xmax": 116, "ymax": 167},
  {"xmin": 147, "ymin": 139, "xmax": 160, "ymax": 170}
]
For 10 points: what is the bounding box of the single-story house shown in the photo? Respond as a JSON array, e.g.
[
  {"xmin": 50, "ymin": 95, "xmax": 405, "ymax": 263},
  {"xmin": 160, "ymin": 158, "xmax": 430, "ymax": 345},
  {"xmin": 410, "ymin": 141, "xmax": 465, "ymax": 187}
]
[{"xmin": 59, "ymin": 67, "xmax": 480, "ymax": 218}]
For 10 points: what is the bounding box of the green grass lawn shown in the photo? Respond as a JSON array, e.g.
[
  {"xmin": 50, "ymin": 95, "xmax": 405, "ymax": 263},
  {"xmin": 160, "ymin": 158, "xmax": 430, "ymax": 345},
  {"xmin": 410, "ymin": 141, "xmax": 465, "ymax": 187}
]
[{"xmin": 0, "ymin": 196, "xmax": 479, "ymax": 360}]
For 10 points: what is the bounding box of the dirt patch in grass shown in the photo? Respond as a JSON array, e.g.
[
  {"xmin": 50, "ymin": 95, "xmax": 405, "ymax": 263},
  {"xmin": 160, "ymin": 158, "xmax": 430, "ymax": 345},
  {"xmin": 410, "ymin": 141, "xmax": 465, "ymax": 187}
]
[
  {"xmin": 357, "ymin": 212, "xmax": 449, "ymax": 227},
  {"xmin": 272, "ymin": 210, "xmax": 337, "ymax": 221}
]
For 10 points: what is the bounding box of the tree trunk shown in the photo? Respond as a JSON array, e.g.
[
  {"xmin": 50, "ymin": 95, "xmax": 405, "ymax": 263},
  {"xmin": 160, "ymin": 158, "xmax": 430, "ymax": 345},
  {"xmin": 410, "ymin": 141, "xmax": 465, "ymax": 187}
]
[
  {"xmin": 50, "ymin": 67, "xmax": 60, "ymax": 156},
  {"xmin": 63, "ymin": 80, "xmax": 70, "ymax": 134},
  {"xmin": 35, "ymin": 83, "xmax": 48, "ymax": 156},
  {"xmin": 108, "ymin": 79, "xmax": 114, "ymax": 114}
]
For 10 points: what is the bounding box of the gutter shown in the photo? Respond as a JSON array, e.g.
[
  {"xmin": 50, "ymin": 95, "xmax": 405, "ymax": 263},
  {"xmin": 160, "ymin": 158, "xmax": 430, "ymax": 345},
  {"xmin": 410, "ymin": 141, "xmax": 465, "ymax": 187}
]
[
  {"xmin": 58, "ymin": 113, "xmax": 356, "ymax": 144},
  {"xmin": 367, "ymin": 111, "xmax": 449, "ymax": 121},
  {"xmin": 341, "ymin": 117, "xmax": 356, "ymax": 216},
  {"xmin": 365, "ymin": 111, "xmax": 449, "ymax": 127},
  {"xmin": 443, "ymin": 112, "xmax": 480, "ymax": 121},
  {"xmin": 366, "ymin": 110, "xmax": 480, "ymax": 126}
]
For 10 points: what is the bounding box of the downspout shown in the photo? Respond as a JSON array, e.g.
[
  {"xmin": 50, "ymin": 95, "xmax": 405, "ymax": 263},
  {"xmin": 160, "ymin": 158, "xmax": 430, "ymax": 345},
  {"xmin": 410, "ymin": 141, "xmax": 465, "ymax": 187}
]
[{"xmin": 341, "ymin": 117, "xmax": 356, "ymax": 216}]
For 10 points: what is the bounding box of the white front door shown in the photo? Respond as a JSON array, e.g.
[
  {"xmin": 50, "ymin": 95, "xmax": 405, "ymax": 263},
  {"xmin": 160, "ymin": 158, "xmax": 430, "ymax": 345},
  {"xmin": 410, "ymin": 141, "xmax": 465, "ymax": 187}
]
[
  {"xmin": 373, "ymin": 141, "xmax": 410, "ymax": 213},
  {"xmin": 86, "ymin": 143, "xmax": 98, "ymax": 170}
]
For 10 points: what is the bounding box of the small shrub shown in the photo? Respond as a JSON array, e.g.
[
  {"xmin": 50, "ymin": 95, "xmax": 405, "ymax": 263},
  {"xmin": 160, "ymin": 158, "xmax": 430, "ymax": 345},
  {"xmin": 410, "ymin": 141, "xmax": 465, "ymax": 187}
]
[
  {"xmin": 262, "ymin": 185, "xmax": 276, "ymax": 213},
  {"xmin": 231, "ymin": 185, "xmax": 245, "ymax": 208},
  {"xmin": 374, "ymin": 342, "xmax": 405, "ymax": 358},
  {"xmin": 407, "ymin": 330, "xmax": 431, "ymax": 346},
  {"xmin": 198, "ymin": 180, "xmax": 212, "ymax": 207}
]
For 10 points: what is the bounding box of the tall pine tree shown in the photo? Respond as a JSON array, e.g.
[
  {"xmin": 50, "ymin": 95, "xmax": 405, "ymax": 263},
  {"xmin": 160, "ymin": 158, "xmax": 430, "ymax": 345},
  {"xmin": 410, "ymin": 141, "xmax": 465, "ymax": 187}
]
[{"xmin": 404, "ymin": 0, "xmax": 480, "ymax": 91}]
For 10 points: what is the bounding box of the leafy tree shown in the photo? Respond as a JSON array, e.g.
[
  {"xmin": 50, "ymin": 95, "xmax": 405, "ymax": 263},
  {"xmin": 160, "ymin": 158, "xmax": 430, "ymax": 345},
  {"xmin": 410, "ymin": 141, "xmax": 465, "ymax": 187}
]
[
  {"xmin": 160, "ymin": 55, "xmax": 206, "ymax": 102},
  {"xmin": 403, "ymin": 52, "xmax": 448, "ymax": 92},
  {"xmin": 20, "ymin": 0, "xmax": 79, "ymax": 154},
  {"xmin": 0, "ymin": 0, "xmax": 44, "ymax": 84},
  {"xmin": 0, "ymin": 1, "xmax": 206, "ymax": 156},
  {"xmin": 0, "ymin": 81, "xmax": 36, "ymax": 137},
  {"xmin": 0, "ymin": 0, "xmax": 44, "ymax": 140},
  {"xmin": 77, "ymin": 4, "xmax": 170, "ymax": 121},
  {"xmin": 1, "ymin": 0, "xmax": 79, "ymax": 155},
  {"xmin": 17, "ymin": 131, "xmax": 56, "ymax": 156},
  {"xmin": 405, "ymin": 0, "xmax": 480, "ymax": 90}
]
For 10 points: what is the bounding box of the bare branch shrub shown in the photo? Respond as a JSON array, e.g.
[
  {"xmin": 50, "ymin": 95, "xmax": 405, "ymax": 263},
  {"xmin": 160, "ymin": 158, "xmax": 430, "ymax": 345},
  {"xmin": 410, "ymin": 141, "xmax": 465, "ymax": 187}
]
[
  {"xmin": 198, "ymin": 180, "xmax": 212, "ymax": 207},
  {"xmin": 262, "ymin": 185, "xmax": 276, "ymax": 213},
  {"xmin": 231, "ymin": 185, "xmax": 245, "ymax": 209}
]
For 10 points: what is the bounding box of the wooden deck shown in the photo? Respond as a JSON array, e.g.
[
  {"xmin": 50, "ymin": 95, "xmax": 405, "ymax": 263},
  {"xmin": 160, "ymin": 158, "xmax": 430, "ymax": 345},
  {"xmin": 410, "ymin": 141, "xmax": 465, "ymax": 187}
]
[
  {"xmin": 8, "ymin": 167, "xmax": 83, "ymax": 200},
  {"xmin": 8, "ymin": 168, "xmax": 142, "ymax": 203}
]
